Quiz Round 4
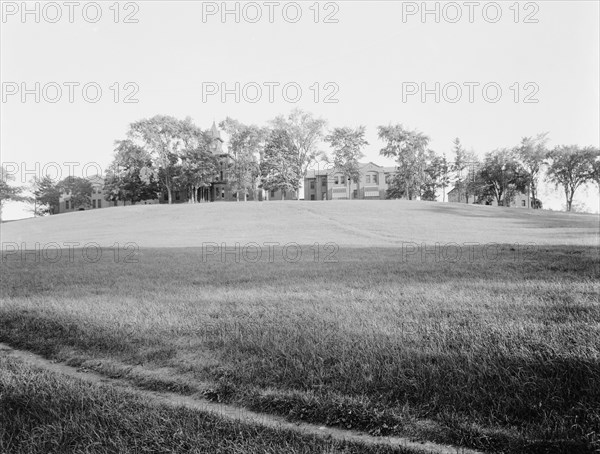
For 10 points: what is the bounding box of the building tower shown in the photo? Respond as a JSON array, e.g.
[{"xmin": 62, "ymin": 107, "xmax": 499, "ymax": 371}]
[{"xmin": 209, "ymin": 121, "xmax": 224, "ymax": 155}]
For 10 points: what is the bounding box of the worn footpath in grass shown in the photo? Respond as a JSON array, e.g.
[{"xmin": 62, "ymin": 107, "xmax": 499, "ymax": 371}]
[{"xmin": 0, "ymin": 355, "xmax": 416, "ymax": 454}]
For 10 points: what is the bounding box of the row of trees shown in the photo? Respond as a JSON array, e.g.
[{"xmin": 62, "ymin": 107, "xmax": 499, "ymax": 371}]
[
  {"xmin": 1, "ymin": 109, "xmax": 598, "ymax": 218},
  {"xmin": 0, "ymin": 170, "xmax": 94, "ymax": 218},
  {"xmin": 101, "ymin": 111, "xmax": 328, "ymax": 204},
  {"xmin": 376, "ymin": 127, "xmax": 598, "ymax": 211}
]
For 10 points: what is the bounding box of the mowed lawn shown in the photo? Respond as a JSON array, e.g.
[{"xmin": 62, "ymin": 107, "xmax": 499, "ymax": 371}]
[{"xmin": 1, "ymin": 201, "xmax": 599, "ymax": 453}]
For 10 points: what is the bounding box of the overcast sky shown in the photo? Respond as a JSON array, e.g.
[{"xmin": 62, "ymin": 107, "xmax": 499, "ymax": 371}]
[{"xmin": 1, "ymin": 1, "xmax": 599, "ymax": 218}]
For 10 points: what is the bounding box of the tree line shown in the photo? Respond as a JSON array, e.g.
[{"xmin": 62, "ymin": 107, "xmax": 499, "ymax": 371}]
[{"xmin": 1, "ymin": 108, "xmax": 599, "ymax": 218}]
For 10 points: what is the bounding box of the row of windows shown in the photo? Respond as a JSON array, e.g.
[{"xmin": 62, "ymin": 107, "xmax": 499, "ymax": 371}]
[
  {"xmin": 162, "ymin": 189, "xmax": 227, "ymax": 201},
  {"xmin": 309, "ymin": 174, "xmax": 381, "ymax": 190},
  {"xmin": 327, "ymin": 174, "xmax": 381, "ymax": 186},
  {"xmin": 65, "ymin": 199, "xmax": 102, "ymax": 210}
]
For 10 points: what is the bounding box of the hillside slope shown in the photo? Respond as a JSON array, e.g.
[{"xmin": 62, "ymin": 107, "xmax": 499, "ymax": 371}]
[{"xmin": 1, "ymin": 200, "xmax": 598, "ymax": 248}]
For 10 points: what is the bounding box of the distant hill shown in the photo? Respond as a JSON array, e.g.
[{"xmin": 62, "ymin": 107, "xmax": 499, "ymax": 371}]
[{"xmin": 2, "ymin": 201, "xmax": 598, "ymax": 249}]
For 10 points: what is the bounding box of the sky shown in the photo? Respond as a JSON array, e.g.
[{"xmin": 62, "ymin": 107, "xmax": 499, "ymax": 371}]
[{"xmin": 1, "ymin": 0, "xmax": 599, "ymax": 219}]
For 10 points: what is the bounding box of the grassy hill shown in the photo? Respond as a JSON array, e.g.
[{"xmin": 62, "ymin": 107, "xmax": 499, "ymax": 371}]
[
  {"xmin": 1, "ymin": 200, "xmax": 599, "ymax": 453},
  {"xmin": 2, "ymin": 200, "xmax": 598, "ymax": 248}
]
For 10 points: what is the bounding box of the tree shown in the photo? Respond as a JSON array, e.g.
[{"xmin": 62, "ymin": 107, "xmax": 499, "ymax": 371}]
[
  {"xmin": 271, "ymin": 109, "xmax": 327, "ymax": 200},
  {"xmin": 31, "ymin": 176, "xmax": 60, "ymax": 215},
  {"xmin": 0, "ymin": 165, "xmax": 29, "ymax": 221},
  {"xmin": 220, "ymin": 118, "xmax": 267, "ymax": 201},
  {"xmin": 179, "ymin": 119, "xmax": 219, "ymax": 203},
  {"xmin": 477, "ymin": 149, "xmax": 528, "ymax": 206},
  {"xmin": 104, "ymin": 140, "xmax": 160, "ymax": 205},
  {"xmin": 516, "ymin": 132, "xmax": 549, "ymax": 209},
  {"xmin": 588, "ymin": 148, "xmax": 600, "ymax": 188},
  {"xmin": 434, "ymin": 153, "xmax": 451, "ymax": 202},
  {"xmin": 325, "ymin": 126, "xmax": 368, "ymax": 199},
  {"xmin": 58, "ymin": 176, "xmax": 93, "ymax": 210},
  {"xmin": 421, "ymin": 150, "xmax": 445, "ymax": 201},
  {"xmin": 546, "ymin": 145, "xmax": 598, "ymax": 212},
  {"xmin": 378, "ymin": 124, "xmax": 430, "ymax": 200},
  {"xmin": 128, "ymin": 115, "xmax": 185, "ymax": 204},
  {"xmin": 450, "ymin": 138, "xmax": 479, "ymax": 203},
  {"xmin": 260, "ymin": 129, "xmax": 300, "ymax": 200}
]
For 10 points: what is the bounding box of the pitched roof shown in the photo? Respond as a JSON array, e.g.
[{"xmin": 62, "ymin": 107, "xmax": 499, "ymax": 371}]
[
  {"xmin": 305, "ymin": 162, "xmax": 397, "ymax": 178},
  {"xmin": 210, "ymin": 121, "xmax": 222, "ymax": 141}
]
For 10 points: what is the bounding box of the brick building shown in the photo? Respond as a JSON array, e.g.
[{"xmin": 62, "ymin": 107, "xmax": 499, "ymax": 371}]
[{"xmin": 304, "ymin": 162, "xmax": 396, "ymax": 200}]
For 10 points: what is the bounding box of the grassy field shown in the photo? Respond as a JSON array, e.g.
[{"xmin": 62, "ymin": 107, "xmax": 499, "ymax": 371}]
[
  {"xmin": 0, "ymin": 354, "xmax": 412, "ymax": 454},
  {"xmin": 1, "ymin": 201, "xmax": 599, "ymax": 453}
]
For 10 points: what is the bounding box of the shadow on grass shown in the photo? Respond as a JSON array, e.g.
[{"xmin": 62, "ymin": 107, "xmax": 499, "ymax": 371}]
[{"xmin": 1, "ymin": 244, "xmax": 598, "ymax": 453}]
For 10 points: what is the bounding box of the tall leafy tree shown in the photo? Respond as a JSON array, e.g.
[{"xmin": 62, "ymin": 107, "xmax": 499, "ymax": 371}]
[
  {"xmin": 128, "ymin": 115, "xmax": 185, "ymax": 204},
  {"xmin": 516, "ymin": 132, "xmax": 549, "ymax": 209},
  {"xmin": 591, "ymin": 151, "xmax": 600, "ymax": 188},
  {"xmin": 260, "ymin": 129, "xmax": 299, "ymax": 200},
  {"xmin": 0, "ymin": 165, "xmax": 29, "ymax": 221},
  {"xmin": 104, "ymin": 140, "xmax": 160, "ymax": 205},
  {"xmin": 546, "ymin": 145, "xmax": 598, "ymax": 212},
  {"xmin": 437, "ymin": 153, "xmax": 451, "ymax": 202},
  {"xmin": 58, "ymin": 176, "xmax": 93, "ymax": 210},
  {"xmin": 451, "ymin": 138, "xmax": 479, "ymax": 203},
  {"xmin": 31, "ymin": 176, "xmax": 60, "ymax": 215},
  {"xmin": 452, "ymin": 138, "xmax": 467, "ymax": 200},
  {"xmin": 220, "ymin": 118, "xmax": 268, "ymax": 201},
  {"xmin": 477, "ymin": 149, "xmax": 528, "ymax": 206},
  {"xmin": 421, "ymin": 150, "xmax": 445, "ymax": 201},
  {"xmin": 179, "ymin": 119, "xmax": 219, "ymax": 203},
  {"xmin": 271, "ymin": 108, "xmax": 327, "ymax": 200},
  {"xmin": 378, "ymin": 124, "xmax": 430, "ymax": 200},
  {"xmin": 325, "ymin": 126, "xmax": 368, "ymax": 199}
]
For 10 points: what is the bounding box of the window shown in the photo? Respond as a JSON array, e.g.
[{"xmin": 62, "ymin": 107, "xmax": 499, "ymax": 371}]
[
  {"xmin": 372, "ymin": 174, "xmax": 378, "ymax": 184},
  {"xmin": 311, "ymin": 194, "xmax": 315, "ymax": 200},
  {"xmin": 221, "ymin": 189, "xmax": 225, "ymax": 199},
  {"xmin": 365, "ymin": 175, "xmax": 371, "ymax": 184},
  {"xmin": 310, "ymin": 180, "xmax": 315, "ymax": 189},
  {"xmin": 92, "ymin": 200, "xmax": 96, "ymax": 208},
  {"xmin": 98, "ymin": 200, "xmax": 102, "ymax": 208},
  {"xmin": 321, "ymin": 178, "xmax": 326, "ymax": 187},
  {"xmin": 270, "ymin": 189, "xmax": 275, "ymax": 197},
  {"xmin": 163, "ymin": 193, "xmax": 168, "ymax": 201},
  {"xmin": 65, "ymin": 200, "xmax": 69, "ymax": 210},
  {"xmin": 334, "ymin": 176, "xmax": 339, "ymax": 185},
  {"xmin": 521, "ymin": 200, "xmax": 526, "ymax": 207},
  {"xmin": 175, "ymin": 191, "xmax": 180, "ymax": 201}
]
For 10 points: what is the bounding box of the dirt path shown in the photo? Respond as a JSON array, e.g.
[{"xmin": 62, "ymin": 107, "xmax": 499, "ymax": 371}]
[{"xmin": 0, "ymin": 342, "xmax": 483, "ymax": 454}]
